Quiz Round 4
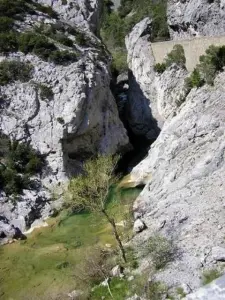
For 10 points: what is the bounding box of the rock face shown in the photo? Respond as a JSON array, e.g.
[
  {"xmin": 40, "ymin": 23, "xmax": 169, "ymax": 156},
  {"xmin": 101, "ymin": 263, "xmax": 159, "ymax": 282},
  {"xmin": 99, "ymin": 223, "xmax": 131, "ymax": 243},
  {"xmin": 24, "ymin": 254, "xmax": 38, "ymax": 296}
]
[
  {"xmin": 125, "ymin": 18, "xmax": 161, "ymax": 139},
  {"xmin": 185, "ymin": 274, "xmax": 225, "ymax": 300},
  {"xmin": 0, "ymin": 0, "xmax": 128, "ymax": 239},
  {"xmin": 125, "ymin": 18, "xmax": 188, "ymax": 138},
  {"xmin": 131, "ymin": 72, "xmax": 225, "ymax": 290},
  {"xmin": 167, "ymin": 0, "xmax": 225, "ymax": 40}
]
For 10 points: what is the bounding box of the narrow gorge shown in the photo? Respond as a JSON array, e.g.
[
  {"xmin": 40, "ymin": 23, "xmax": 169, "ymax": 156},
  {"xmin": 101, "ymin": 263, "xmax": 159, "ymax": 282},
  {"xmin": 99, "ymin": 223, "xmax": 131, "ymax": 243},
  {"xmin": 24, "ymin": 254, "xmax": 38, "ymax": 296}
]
[{"xmin": 1, "ymin": 0, "xmax": 225, "ymax": 299}]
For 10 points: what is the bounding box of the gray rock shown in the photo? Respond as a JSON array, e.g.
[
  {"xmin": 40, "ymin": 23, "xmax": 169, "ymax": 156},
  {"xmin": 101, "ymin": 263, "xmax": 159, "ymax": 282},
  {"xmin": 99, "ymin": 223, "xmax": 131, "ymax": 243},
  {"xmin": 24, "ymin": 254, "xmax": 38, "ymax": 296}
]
[
  {"xmin": 133, "ymin": 219, "xmax": 147, "ymax": 234},
  {"xmin": 167, "ymin": 0, "xmax": 225, "ymax": 40},
  {"xmin": 184, "ymin": 274, "xmax": 225, "ymax": 299},
  {"xmin": 111, "ymin": 265, "xmax": 123, "ymax": 277},
  {"xmin": 211, "ymin": 246, "xmax": 225, "ymax": 262},
  {"xmin": 130, "ymin": 71, "xmax": 225, "ymax": 290},
  {"xmin": 67, "ymin": 289, "xmax": 83, "ymax": 299}
]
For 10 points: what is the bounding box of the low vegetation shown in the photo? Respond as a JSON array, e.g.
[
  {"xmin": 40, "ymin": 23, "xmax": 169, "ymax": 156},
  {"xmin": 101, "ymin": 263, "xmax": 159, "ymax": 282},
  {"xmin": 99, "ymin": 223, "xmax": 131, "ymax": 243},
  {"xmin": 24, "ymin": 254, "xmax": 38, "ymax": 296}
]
[
  {"xmin": 186, "ymin": 45, "xmax": 225, "ymax": 89},
  {"xmin": 146, "ymin": 235, "xmax": 175, "ymax": 270},
  {"xmin": 0, "ymin": 60, "xmax": 33, "ymax": 85},
  {"xmin": 0, "ymin": 134, "xmax": 44, "ymax": 195},
  {"xmin": 154, "ymin": 44, "xmax": 186, "ymax": 74},
  {"xmin": 202, "ymin": 268, "xmax": 222, "ymax": 285},
  {"xmin": 38, "ymin": 84, "xmax": 54, "ymax": 100}
]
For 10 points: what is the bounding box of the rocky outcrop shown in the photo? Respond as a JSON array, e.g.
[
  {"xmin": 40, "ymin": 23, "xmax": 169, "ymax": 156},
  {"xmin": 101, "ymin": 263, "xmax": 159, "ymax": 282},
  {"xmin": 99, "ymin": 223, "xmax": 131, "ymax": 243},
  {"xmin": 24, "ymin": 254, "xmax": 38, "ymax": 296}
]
[
  {"xmin": 131, "ymin": 71, "xmax": 225, "ymax": 290},
  {"xmin": 0, "ymin": 0, "xmax": 129, "ymax": 239},
  {"xmin": 34, "ymin": 0, "xmax": 101, "ymax": 35},
  {"xmin": 125, "ymin": 18, "xmax": 188, "ymax": 137},
  {"xmin": 125, "ymin": 18, "xmax": 161, "ymax": 139},
  {"xmin": 185, "ymin": 274, "xmax": 225, "ymax": 300},
  {"xmin": 167, "ymin": 0, "xmax": 225, "ymax": 40}
]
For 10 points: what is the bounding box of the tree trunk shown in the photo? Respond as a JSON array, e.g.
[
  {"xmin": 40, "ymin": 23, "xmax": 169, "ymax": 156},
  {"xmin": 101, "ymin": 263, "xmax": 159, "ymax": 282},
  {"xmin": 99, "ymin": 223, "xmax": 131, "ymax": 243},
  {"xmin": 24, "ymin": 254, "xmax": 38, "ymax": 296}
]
[{"xmin": 102, "ymin": 210, "xmax": 127, "ymax": 263}]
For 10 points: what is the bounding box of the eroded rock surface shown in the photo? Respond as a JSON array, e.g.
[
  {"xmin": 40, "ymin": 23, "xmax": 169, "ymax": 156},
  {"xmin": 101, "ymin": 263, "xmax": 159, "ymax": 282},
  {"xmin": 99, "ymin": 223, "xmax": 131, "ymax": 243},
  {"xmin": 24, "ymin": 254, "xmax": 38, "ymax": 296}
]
[
  {"xmin": 131, "ymin": 72, "xmax": 225, "ymax": 290},
  {"xmin": 167, "ymin": 0, "xmax": 225, "ymax": 40}
]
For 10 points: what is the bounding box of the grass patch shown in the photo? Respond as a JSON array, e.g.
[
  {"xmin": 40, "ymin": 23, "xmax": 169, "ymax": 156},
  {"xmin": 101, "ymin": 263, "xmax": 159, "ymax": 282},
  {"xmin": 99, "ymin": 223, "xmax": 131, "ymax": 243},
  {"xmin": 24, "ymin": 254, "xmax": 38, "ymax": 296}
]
[{"xmin": 0, "ymin": 186, "xmax": 141, "ymax": 299}]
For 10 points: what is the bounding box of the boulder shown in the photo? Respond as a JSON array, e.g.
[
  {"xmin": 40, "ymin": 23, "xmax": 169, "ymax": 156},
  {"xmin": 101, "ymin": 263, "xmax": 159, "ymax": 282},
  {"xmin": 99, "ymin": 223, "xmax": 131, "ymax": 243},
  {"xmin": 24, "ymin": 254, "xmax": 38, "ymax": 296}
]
[
  {"xmin": 133, "ymin": 219, "xmax": 147, "ymax": 234},
  {"xmin": 211, "ymin": 246, "xmax": 225, "ymax": 262}
]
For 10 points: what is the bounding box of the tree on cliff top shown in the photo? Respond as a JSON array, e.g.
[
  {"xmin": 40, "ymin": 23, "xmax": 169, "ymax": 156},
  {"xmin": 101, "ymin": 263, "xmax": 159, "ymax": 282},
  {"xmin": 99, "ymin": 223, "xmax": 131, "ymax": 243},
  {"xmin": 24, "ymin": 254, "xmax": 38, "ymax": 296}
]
[{"xmin": 65, "ymin": 155, "xmax": 127, "ymax": 262}]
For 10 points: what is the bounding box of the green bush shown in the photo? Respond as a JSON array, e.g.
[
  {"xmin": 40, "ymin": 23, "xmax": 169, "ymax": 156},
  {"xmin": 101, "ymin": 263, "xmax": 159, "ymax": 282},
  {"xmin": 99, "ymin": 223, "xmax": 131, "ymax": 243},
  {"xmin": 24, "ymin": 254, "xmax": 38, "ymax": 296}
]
[
  {"xmin": 0, "ymin": 31, "xmax": 18, "ymax": 53},
  {"xmin": 0, "ymin": 0, "xmax": 31, "ymax": 19},
  {"xmin": 146, "ymin": 235, "xmax": 175, "ymax": 270},
  {"xmin": 19, "ymin": 32, "xmax": 57, "ymax": 60},
  {"xmin": 111, "ymin": 50, "xmax": 128, "ymax": 73},
  {"xmin": 35, "ymin": 3, "xmax": 58, "ymax": 19},
  {"xmin": 186, "ymin": 45, "xmax": 225, "ymax": 89},
  {"xmin": 0, "ymin": 16, "xmax": 14, "ymax": 32},
  {"xmin": 0, "ymin": 60, "xmax": 33, "ymax": 85},
  {"xmin": 185, "ymin": 68, "xmax": 204, "ymax": 89},
  {"xmin": 49, "ymin": 50, "xmax": 77, "ymax": 65},
  {"xmin": 165, "ymin": 44, "xmax": 186, "ymax": 68},
  {"xmin": 39, "ymin": 84, "xmax": 54, "ymax": 100},
  {"xmin": 154, "ymin": 62, "xmax": 166, "ymax": 74},
  {"xmin": 0, "ymin": 135, "xmax": 44, "ymax": 195}
]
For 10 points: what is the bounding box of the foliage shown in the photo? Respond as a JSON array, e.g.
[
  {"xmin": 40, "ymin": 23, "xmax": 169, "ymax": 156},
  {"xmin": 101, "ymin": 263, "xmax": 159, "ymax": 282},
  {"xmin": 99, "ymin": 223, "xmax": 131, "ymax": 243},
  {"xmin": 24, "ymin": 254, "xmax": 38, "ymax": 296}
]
[
  {"xmin": 0, "ymin": 0, "xmax": 31, "ymax": 19},
  {"xmin": 35, "ymin": 3, "xmax": 58, "ymax": 19},
  {"xmin": 0, "ymin": 135, "xmax": 44, "ymax": 195},
  {"xmin": 18, "ymin": 32, "xmax": 57, "ymax": 60},
  {"xmin": 0, "ymin": 17, "xmax": 14, "ymax": 32},
  {"xmin": 66, "ymin": 156, "xmax": 118, "ymax": 212},
  {"xmin": 145, "ymin": 281, "xmax": 168, "ymax": 300},
  {"xmin": 165, "ymin": 44, "xmax": 186, "ymax": 68},
  {"xmin": 111, "ymin": 49, "xmax": 128, "ymax": 73},
  {"xmin": 154, "ymin": 62, "xmax": 166, "ymax": 74},
  {"xmin": 202, "ymin": 268, "xmax": 222, "ymax": 285},
  {"xmin": 57, "ymin": 117, "xmax": 65, "ymax": 124},
  {"xmin": 0, "ymin": 31, "xmax": 19, "ymax": 53},
  {"xmin": 146, "ymin": 235, "xmax": 175, "ymax": 270},
  {"xmin": 0, "ymin": 60, "xmax": 33, "ymax": 85},
  {"xmin": 185, "ymin": 68, "xmax": 204, "ymax": 89},
  {"xmin": 154, "ymin": 44, "xmax": 186, "ymax": 73},
  {"xmin": 49, "ymin": 50, "xmax": 77, "ymax": 65},
  {"xmin": 39, "ymin": 84, "xmax": 54, "ymax": 100},
  {"xmin": 74, "ymin": 247, "xmax": 113, "ymax": 286},
  {"xmin": 185, "ymin": 45, "xmax": 225, "ymax": 90},
  {"xmin": 66, "ymin": 155, "xmax": 127, "ymax": 262}
]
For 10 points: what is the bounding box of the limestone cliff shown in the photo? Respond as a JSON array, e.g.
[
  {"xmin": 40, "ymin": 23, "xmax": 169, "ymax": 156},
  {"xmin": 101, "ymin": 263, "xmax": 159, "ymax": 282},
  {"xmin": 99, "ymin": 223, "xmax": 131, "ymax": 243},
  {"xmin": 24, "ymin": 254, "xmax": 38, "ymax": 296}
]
[{"xmin": 0, "ymin": 0, "xmax": 128, "ymax": 238}]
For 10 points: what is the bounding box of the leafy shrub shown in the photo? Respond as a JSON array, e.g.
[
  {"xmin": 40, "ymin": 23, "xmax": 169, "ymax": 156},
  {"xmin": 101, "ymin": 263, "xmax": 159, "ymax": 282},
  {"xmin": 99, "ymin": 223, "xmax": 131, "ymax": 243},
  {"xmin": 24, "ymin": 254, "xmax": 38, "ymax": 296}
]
[
  {"xmin": 35, "ymin": 3, "xmax": 58, "ymax": 19},
  {"xmin": 57, "ymin": 117, "xmax": 65, "ymax": 124},
  {"xmin": 0, "ymin": 0, "xmax": 31, "ymax": 19},
  {"xmin": 165, "ymin": 44, "xmax": 186, "ymax": 68},
  {"xmin": 111, "ymin": 50, "xmax": 128, "ymax": 73},
  {"xmin": 54, "ymin": 34, "xmax": 74, "ymax": 47},
  {"xmin": 19, "ymin": 32, "xmax": 57, "ymax": 60},
  {"xmin": 0, "ymin": 16, "xmax": 14, "ymax": 32},
  {"xmin": 39, "ymin": 84, "xmax": 54, "ymax": 100},
  {"xmin": 0, "ymin": 135, "xmax": 44, "ymax": 195},
  {"xmin": 146, "ymin": 235, "xmax": 175, "ymax": 270},
  {"xmin": 202, "ymin": 268, "xmax": 222, "ymax": 285},
  {"xmin": 0, "ymin": 32, "xmax": 18, "ymax": 53},
  {"xmin": 74, "ymin": 247, "xmax": 113, "ymax": 286},
  {"xmin": 0, "ymin": 60, "xmax": 33, "ymax": 85},
  {"xmin": 186, "ymin": 45, "xmax": 225, "ymax": 90},
  {"xmin": 49, "ymin": 50, "xmax": 77, "ymax": 65},
  {"xmin": 154, "ymin": 62, "xmax": 166, "ymax": 74},
  {"xmin": 185, "ymin": 68, "xmax": 204, "ymax": 89}
]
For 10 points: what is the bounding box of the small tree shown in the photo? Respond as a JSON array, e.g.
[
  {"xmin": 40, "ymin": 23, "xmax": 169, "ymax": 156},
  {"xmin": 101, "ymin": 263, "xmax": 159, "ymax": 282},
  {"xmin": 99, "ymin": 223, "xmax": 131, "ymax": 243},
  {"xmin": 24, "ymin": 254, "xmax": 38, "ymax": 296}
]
[{"xmin": 66, "ymin": 155, "xmax": 127, "ymax": 262}]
